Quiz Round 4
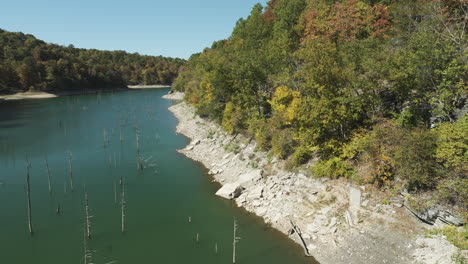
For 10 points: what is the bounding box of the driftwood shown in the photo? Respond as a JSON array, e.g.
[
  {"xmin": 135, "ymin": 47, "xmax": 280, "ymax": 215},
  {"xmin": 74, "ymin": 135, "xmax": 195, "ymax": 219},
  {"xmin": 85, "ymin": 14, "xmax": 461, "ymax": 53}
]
[{"xmin": 289, "ymin": 220, "xmax": 312, "ymax": 257}]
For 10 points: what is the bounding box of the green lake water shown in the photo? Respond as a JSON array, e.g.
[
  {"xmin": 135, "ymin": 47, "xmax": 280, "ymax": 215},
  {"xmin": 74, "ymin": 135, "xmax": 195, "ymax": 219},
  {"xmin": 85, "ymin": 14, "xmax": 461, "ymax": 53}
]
[{"xmin": 0, "ymin": 88, "xmax": 315, "ymax": 264}]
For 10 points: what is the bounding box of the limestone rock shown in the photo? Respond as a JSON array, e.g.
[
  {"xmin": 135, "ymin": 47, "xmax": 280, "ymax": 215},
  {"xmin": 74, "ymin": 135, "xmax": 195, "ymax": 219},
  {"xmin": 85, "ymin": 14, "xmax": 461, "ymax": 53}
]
[
  {"xmin": 307, "ymin": 223, "xmax": 319, "ymax": 233},
  {"xmin": 257, "ymin": 207, "xmax": 267, "ymax": 216},
  {"xmin": 215, "ymin": 183, "xmax": 244, "ymax": 199},
  {"xmin": 248, "ymin": 185, "xmax": 264, "ymax": 200},
  {"xmin": 238, "ymin": 169, "xmax": 262, "ymax": 185},
  {"xmin": 406, "ymin": 204, "xmax": 465, "ymax": 226},
  {"xmin": 349, "ymin": 187, "xmax": 361, "ymax": 209}
]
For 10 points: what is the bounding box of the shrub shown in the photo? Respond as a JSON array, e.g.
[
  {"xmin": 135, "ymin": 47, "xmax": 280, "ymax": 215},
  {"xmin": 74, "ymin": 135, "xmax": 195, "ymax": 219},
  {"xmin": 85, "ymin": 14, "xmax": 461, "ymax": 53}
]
[
  {"xmin": 437, "ymin": 178, "xmax": 468, "ymax": 208},
  {"xmin": 291, "ymin": 145, "xmax": 312, "ymax": 166},
  {"xmin": 428, "ymin": 225, "xmax": 468, "ymax": 250},
  {"xmin": 248, "ymin": 118, "xmax": 272, "ymax": 151},
  {"xmin": 222, "ymin": 101, "xmax": 247, "ymax": 135},
  {"xmin": 343, "ymin": 120, "xmax": 400, "ymax": 186},
  {"xmin": 271, "ymin": 128, "xmax": 295, "ymax": 159},
  {"xmin": 311, "ymin": 156, "xmax": 354, "ymax": 179},
  {"xmin": 435, "ymin": 115, "xmax": 468, "ymax": 176},
  {"xmin": 222, "ymin": 102, "xmax": 235, "ymax": 134},
  {"xmin": 394, "ymin": 129, "xmax": 441, "ymax": 191}
]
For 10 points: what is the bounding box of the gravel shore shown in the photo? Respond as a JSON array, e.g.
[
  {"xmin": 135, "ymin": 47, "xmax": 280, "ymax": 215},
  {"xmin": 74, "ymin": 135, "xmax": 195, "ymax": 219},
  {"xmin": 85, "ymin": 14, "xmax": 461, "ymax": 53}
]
[{"xmin": 0, "ymin": 91, "xmax": 57, "ymax": 100}]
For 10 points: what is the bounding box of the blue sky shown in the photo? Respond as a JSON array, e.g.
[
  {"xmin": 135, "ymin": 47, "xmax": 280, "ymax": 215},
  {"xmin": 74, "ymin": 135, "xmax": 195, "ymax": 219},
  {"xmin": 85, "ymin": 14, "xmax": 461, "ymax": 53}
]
[{"xmin": 0, "ymin": 0, "xmax": 268, "ymax": 59}]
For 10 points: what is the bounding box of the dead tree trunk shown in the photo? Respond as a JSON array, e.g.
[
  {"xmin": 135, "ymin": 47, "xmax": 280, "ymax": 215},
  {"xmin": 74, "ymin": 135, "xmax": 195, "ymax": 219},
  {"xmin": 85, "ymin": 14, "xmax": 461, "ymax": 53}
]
[
  {"xmin": 135, "ymin": 130, "xmax": 143, "ymax": 171},
  {"xmin": 67, "ymin": 151, "xmax": 74, "ymax": 192},
  {"xmin": 103, "ymin": 128, "xmax": 109, "ymax": 148},
  {"xmin": 232, "ymin": 217, "xmax": 240, "ymax": 263},
  {"xmin": 26, "ymin": 159, "xmax": 33, "ymax": 235},
  {"xmin": 121, "ymin": 180, "xmax": 126, "ymax": 233},
  {"xmin": 289, "ymin": 220, "xmax": 312, "ymax": 257},
  {"xmin": 114, "ymin": 181, "xmax": 117, "ymax": 204},
  {"xmin": 83, "ymin": 223, "xmax": 91, "ymax": 264},
  {"xmin": 45, "ymin": 155, "xmax": 52, "ymax": 194},
  {"xmin": 135, "ymin": 128, "xmax": 140, "ymax": 154},
  {"xmin": 85, "ymin": 186, "xmax": 91, "ymax": 239}
]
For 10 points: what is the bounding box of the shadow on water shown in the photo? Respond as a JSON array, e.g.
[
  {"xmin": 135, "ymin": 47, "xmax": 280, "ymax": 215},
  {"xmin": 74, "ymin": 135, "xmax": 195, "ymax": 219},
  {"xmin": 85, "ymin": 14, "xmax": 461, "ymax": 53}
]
[{"xmin": 0, "ymin": 99, "xmax": 43, "ymax": 126}]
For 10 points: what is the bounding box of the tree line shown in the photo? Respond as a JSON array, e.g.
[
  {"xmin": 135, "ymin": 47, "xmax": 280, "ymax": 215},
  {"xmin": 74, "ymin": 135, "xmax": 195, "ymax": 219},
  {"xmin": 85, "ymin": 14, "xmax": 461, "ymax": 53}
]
[
  {"xmin": 174, "ymin": 0, "xmax": 467, "ymax": 210},
  {"xmin": 0, "ymin": 29, "xmax": 185, "ymax": 94}
]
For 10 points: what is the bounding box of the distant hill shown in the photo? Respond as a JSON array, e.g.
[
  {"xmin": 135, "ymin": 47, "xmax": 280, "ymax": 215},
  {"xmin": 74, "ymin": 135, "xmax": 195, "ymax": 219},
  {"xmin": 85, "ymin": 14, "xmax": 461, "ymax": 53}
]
[{"xmin": 0, "ymin": 29, "xmax": 185, "ymax": 94}]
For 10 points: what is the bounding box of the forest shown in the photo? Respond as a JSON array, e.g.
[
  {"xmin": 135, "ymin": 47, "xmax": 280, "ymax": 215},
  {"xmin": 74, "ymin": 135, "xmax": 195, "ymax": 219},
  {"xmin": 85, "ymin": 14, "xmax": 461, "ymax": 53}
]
[
  {"xmin": 173, "ymin": 0, "xmax": 467, "ymax": 210},
  {"xmin": 0, "ymin": 29, "xmax": 185, "ymax": 94}
]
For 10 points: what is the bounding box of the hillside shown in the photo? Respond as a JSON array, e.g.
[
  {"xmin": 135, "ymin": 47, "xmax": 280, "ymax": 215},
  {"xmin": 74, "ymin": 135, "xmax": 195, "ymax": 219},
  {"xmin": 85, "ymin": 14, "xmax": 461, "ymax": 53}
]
[
  {"xmin": 173, "ymin": 0, "xmax": 467, "ymax": 238},
  {"xmin": 0, "ymin": 29, "xmax": 185, "ymax": 94}
]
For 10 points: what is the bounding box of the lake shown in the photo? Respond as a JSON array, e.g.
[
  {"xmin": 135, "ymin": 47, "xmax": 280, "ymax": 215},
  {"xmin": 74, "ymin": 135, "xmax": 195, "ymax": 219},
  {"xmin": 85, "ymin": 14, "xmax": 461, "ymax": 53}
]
[{"xmin": 0, "ymin": 88, "xmax": 314, "ymax": 264}]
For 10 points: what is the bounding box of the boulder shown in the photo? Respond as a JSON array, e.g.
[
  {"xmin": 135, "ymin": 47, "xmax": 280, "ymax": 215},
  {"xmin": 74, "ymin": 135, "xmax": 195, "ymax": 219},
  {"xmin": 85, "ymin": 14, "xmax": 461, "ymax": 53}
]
[
  {"xmin": 215, "ymin": 183, "xmax": 244, "ymax": 199},
  {"xmin": 307, "ymin": 223, "xmax": 319, "ymax": 233},
  {"xmin": 349, "ymin": 187, "xmax": 361, "ymax": 209},
  {"xmin": 257, "ymin": 207, "xmax": 267, "ymax": 216},
  {"xmin": 307, "ymin": 244, "xmax": 317, "ymax": 251},
  {"xmin": 252, "ymin": 200, "xmax": 262, "ymax": 207},
  {"xmin": 407, "ymin": 204, "xmax": 465, "ymax": 226},
  {"xmin": 238, "ymin": 169, "xmax": 262, "ymax": 185},
  {"xmin": 248, "ymin": 186, "xmax": 264, "ymax": 199},
  {"xmin": 361, "ymin": 199, "xmax": 369, "ymax": 207}
]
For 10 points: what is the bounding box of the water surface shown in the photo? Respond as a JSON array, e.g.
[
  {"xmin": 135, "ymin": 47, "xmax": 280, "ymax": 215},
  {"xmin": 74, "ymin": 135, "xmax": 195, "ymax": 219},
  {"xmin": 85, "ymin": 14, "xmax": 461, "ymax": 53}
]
[{"xmin": 0, "ymin": 89, "xmax": 314, "ymax": 263}]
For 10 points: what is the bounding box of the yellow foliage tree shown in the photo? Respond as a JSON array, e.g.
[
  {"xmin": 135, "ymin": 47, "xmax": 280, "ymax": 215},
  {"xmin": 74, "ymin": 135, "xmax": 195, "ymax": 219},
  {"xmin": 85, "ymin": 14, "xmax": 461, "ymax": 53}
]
[{"xmin": 268, "ymin": 85, "xmax": 301, "ymax": 125}]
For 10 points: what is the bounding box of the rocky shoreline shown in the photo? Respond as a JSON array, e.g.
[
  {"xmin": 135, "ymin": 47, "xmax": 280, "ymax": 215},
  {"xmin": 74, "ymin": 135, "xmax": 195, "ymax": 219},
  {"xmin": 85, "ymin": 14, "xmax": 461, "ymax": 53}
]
[{"xmin": 164, "ymin": 93, "xmax": 464, "ymax": 264}]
